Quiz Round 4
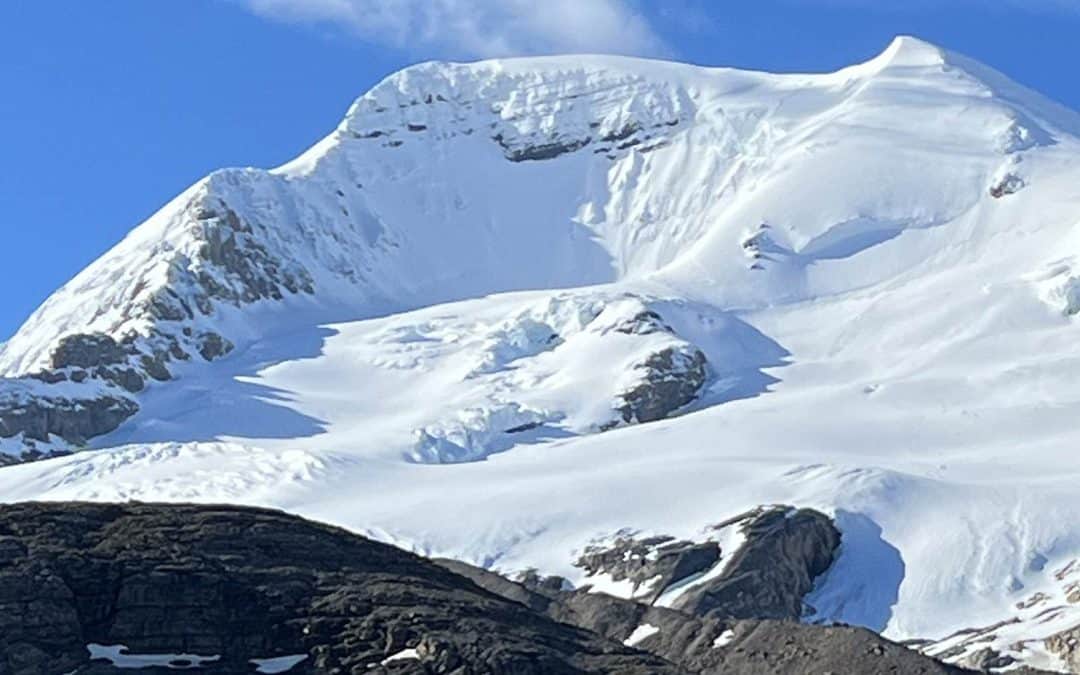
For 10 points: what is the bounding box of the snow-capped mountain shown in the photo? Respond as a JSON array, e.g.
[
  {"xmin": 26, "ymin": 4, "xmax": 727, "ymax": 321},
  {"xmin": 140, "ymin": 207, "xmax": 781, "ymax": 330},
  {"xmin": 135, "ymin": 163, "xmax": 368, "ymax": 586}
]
[{"xmin": 3, "ymin": 36, "xmax": 1080, "ymax": 670}]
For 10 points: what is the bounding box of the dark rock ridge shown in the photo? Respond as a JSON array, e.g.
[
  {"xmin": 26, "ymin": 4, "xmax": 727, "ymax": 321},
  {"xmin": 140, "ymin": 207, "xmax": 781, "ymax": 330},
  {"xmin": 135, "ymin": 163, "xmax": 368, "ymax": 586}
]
[
  {"xmin": 43, "ymin": 333, "xmax": 150, "ymax": 394},
  {"xmin": 0, "ymin": 501, "xmax": 985, "ymax": 675},
  {"xmin": 0, "ymin": 502, "xmax": 677, "ymax": 675},
  {"xmin": 673, "ymin": 507, "xmax": 841, "ymax": 621},
  {"xmin": 569, "ymin": 506, "xmax": 840, "ymax": 621},
  {"xmin": 440, "ymin": 559, "xmax": 975, "ymax": 675}
]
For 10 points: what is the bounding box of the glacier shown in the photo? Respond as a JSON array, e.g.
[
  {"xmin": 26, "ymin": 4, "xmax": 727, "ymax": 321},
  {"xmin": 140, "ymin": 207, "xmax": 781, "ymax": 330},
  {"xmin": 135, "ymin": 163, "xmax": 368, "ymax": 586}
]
[{"xmin": 3, "ymin": 35, "xmax": 1080, "ymax": 670}]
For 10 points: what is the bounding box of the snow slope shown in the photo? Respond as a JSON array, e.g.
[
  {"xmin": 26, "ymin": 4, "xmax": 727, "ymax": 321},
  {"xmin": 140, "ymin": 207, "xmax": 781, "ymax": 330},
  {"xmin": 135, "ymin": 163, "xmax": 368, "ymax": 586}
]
[{"xmin": 3, "ymin": 36, "xmax": 1080, "ymax": 669}]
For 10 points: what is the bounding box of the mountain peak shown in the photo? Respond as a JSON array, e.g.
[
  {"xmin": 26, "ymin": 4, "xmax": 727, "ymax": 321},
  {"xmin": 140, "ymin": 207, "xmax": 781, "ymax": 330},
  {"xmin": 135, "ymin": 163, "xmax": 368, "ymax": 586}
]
[
  {"xmin": 4, "ymin": 36, "xmax": 1080, "ymax": 675},
  {"xmin": 878, "ymin": 35, "xmax": 947, "ymax": 67}
]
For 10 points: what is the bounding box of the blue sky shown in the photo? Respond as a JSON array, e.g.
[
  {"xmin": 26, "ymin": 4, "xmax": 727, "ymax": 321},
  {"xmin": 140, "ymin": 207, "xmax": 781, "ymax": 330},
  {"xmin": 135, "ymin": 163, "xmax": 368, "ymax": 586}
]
[{"xmin": 2, "ymin": 0, "xmax": 1079, "ymax": 339}]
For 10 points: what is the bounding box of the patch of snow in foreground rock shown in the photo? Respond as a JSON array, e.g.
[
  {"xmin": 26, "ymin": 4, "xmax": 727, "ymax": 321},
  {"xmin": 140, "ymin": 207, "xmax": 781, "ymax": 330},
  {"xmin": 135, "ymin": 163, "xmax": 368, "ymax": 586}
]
[
  {"xmin": 623, "ymin": 624, "xmax": 660, "ymax": 647},
  {"xmin": 381, "ymin": 648, "xmax": 420, "ymax": 664},
  {"xmin": 713, "ymin": 629, "xmax": 736, "ymax": 648},
  {"xmin": 87, "ymin": 644, "xmax": 220, "ymax": 669},
  {"xmin": 250, "ymin": 654, "xmax": 308, "ymax": 673}
]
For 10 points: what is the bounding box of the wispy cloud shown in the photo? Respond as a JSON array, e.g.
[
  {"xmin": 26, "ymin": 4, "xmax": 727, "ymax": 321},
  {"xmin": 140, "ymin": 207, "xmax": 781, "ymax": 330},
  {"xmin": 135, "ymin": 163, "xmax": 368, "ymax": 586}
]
[
  {"xmin": 241, "ymin": 0, "xmax": 670, "ymax": 59},
  {"xmin": 786, "ymin": 0, "xmax": 1080, "ymax": 12}
]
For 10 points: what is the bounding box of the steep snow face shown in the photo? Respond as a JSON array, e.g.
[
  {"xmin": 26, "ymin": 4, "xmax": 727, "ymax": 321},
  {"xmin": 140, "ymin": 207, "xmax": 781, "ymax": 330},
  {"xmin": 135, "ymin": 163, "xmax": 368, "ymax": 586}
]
[
  {"xmin": 4, "ymin": 36, "xmax": 1080, "ymax": 670},
  {"xmin": 4, "ymin": 37, "xmax": 1075, "ymax": 378}
]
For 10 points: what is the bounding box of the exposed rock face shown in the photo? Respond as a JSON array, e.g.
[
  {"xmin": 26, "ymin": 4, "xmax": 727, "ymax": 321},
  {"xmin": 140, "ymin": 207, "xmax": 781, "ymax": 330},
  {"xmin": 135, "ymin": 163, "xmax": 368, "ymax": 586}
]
[
  {"xmin": 42, "ymin": 333, "xmax": 145, "ymax": 393},
  {"xmin": 568, "ymin": 506, "xmax": 841, "ymax": 624},
  {"xmin": 674, "ymin": 507, "xmax": 841, "ymax": 621},
  {"xmin": 189, "ymin": 202, "xmax": 315, "ymax": 308},
  {"xmin": 494, "ymin": 133, "xmax": 591, "ymax": 162},
  {"xmin": 959, "ymin": 647, "xmax": 1016, "ymax": 671},
  {"xmin": 575, "ymin": 534, "xmax": 720, "ymax": 603},
  {"xmin": 0, "ymin": 501, "xmax": 980, "ymax": 675},
  {"xmin": 0, "ymin": 189, "xmax": 311, "ymax": 462},
  {"xmin": 439, "ymin": 506, "xmax": 968, "ymax": 675},
  {"xmin": 2, "ymin": 287, "xmax": 238, "ymax": 461},
  {"xmin": 615, "ymin": 345, "xmax": 708, "ymax": 425},
  {"xmin": 1045, "ymin": 625, "xmax": 1080, "ymax": 672},
  {"xmin": 0, "ymin": 375, "xmax": 142, "ymax": 463},
  {"xmin": 50, "ymin": 333, "xmax": 129, "ymax": 370},
  {"xmin": 989, "ymin": 173, "xmax": 1025, "ymax": 198},
  {"xmin": 352, "ymin": 71, "xmax": 685, "ymax": 165},
  {"xmin": 0, "ymin": 389, "xmax": 138, "ymax": 448},
  {"xmin": 447, "ymin": 561, "xmax": 972, "ymax": 675},
  {"xmin": 0, "ymin": 502, "xmax": 680, "ymax": 675},
  {"xmin": 594, "ymin": 300, "xmax": 713, "ymax": 429}
]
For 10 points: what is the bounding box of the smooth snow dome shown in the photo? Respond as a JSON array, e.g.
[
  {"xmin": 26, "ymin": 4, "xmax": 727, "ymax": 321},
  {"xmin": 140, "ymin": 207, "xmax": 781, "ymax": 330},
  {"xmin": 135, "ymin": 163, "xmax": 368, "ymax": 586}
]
[{"xmin": 4, "ymin": 36, "xmax": 1080, "ymax": 662}]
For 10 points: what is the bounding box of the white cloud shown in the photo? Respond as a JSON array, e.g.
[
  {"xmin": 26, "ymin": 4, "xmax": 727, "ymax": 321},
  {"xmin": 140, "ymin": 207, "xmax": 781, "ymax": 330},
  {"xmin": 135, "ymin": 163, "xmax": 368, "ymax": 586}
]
[
  {"xmin": 242, "ymin": 0, "xmax": 670, "ymax": 59},
  {"xmin": 788, "ymin": 0, "xmax": 1080, "ymax": 11}
]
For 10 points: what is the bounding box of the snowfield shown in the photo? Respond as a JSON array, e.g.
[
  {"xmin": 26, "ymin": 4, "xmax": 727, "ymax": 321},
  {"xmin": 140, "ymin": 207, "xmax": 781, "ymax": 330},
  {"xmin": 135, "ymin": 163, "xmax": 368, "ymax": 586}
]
[{"xmin": 3, "ymin": 36, "xmax": 1080, "ymax": 669}]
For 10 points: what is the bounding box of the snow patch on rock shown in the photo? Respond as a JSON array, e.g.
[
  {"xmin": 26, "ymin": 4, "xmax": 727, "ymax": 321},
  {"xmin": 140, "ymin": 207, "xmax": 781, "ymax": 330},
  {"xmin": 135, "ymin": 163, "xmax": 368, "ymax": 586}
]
[{"xmin": 87, "ymin": 644, "xmax": 220, "ymax": 669}]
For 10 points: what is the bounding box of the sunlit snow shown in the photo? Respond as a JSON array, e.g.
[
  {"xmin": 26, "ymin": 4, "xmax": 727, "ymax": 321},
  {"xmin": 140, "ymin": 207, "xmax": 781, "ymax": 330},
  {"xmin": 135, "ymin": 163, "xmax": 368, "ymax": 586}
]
[{"xmin": 3, "ymin": 37, "xmax": 1080, "ymax": 667}]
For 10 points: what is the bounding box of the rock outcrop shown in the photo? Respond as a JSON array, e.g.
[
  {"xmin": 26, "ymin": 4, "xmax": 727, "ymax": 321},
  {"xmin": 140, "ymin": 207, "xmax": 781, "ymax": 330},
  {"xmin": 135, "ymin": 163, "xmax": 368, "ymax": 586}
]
[
  {"xmin": 0, "ymin": 502, "xmax": 987, "ymax": 675},
  {"xmin": 0, "ymin": 320, "xmax": 238, "ymax": 461},
  {"xmin": 568, "ymin": 506, "xmax": 841, "ymax": 622},
  {"xmin": 613, "ymin": 343, "xmax": 709, "ymax": 424},
  {"xmin": 989, "ymin": 172, "xmax": 1025, "ymax": 198},
  {"xmin": 44, "ymin": 333, "xmax": 145, "ymax": 393},
  {"xmin": 673, "ymin": 507, "xmax": 841, "ymax": 621},
  {"xmin": 1046, "ymin": 625, "xmax": 1080, "ymax": 672},
  {"xmin": 0, "ymin": 502, "xmax": 680, "ymax": 675},
  {"xmin": 0, "ymin": 385, "xmax": 138, "ymax": 454},
  {"xmin": 439, "ymin": 505, "xmax": 970, "ymax": 675},
  {"xmin": 575, "ymin": 534, "xmax": 720, "ymax": 603}
]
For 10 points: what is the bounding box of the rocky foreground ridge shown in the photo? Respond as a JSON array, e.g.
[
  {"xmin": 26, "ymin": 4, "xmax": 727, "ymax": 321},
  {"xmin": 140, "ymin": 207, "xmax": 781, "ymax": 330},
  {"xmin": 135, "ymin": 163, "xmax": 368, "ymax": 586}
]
[{"xmin": 0, "ymin": 501, "xmax": 1042, "ymax": 675}]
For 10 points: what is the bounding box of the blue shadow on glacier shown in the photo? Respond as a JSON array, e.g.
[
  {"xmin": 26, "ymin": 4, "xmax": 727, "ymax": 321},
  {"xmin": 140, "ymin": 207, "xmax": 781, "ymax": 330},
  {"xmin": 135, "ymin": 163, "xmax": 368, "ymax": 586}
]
[
  {"xmin": 655, "ymin": 302, "xmax": 791, "ymax": 411},
  {"xmin": 94, "ymin": 299, "xmax": 792, "ymax": 450},
  {"xmin": 803, "ymin": 510, "xmax": 905, "ymax": 632},
  {"xmin": 95, "ymin": 325, "xmax": 336, "ymax": 447}
]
